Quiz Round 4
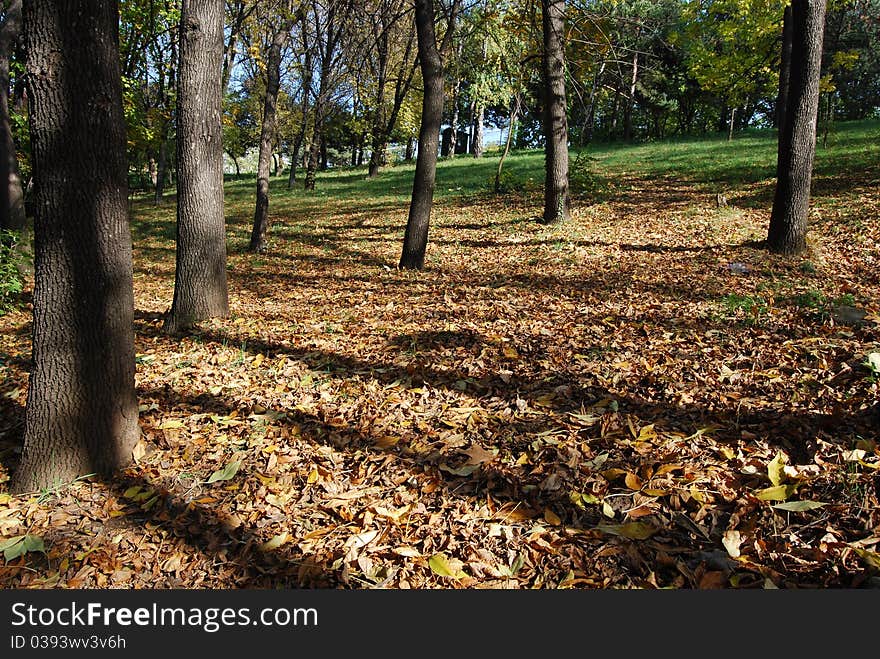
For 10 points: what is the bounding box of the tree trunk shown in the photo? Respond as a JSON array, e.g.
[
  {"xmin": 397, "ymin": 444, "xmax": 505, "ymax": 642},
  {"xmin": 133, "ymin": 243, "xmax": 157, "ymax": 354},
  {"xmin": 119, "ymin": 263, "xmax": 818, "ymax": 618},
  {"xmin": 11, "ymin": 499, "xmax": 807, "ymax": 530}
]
[
  {"xmin": 727, "ymin": 106, "xmax": 737, "ymax": 142},
  {"xmin": 405, "ymin": 136, "xmax": 414, "ymax": 161},
  {"xmin": 12, "ymin": 0, "xmax": 138, "ymax": 492},
  {"xmin": 582, "ymin": 60, "xmax": 605, "ymax": 146},
  {"xmin": 448, "ymin": 76, "xmax": 460, "ymax": 158},
  {"xmin": 399, "ymin": 0, "xmax": 444, "ymax": 270},
  {"xmin": 540, "ymin": 0, "xmax": 570, "ymax": 224},
  {"xmin": 776, "ymin": 5, "xmax": 793, "ymax": 131},
  {"xmin": 767, "ymin": 0, "xmax": 826, "ymax": 255},
  {"xmin": 472, "ymin": 104, "xmax": 484, "ymax": 158},
  {"xmin": 154, "ymin": 137, "xmax": 168, "ymax": 204},
  {"xmin": 250, "ymin": 18, "xmax": 290, "ymax": 253},
  {"xmin": 165, "ymin": 0, "xmax": 229, "ymax": 333},
  {"xmin": 495, "ymin": 93, "xmax": 520, "ymax": 193},
  {"xmin": 0, "ymin": 0, "xmax": 25, "ymax": 231},
  {"xmin": 623, "ymin": 50, "xmax": 638, "ymax": 142}
]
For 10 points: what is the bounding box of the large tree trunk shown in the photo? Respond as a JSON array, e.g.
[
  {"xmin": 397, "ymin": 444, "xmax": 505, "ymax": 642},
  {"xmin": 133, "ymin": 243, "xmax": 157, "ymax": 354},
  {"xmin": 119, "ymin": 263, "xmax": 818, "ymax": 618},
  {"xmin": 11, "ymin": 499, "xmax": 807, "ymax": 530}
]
[
  {"xmin": 249, "ymin": 17, "xmax": 291, "ymax": 253},
  {"xmin": 767, "ymin": 0, "xmax": 826, "ymax": 255},
  {"xmin": 13, "ymin": 0, "xmax": 138, "ymax": 492},
  {"xmin": 0, "ymin": 0, "xmax": 25, "ymax": 231},
  {"xmin": 540, "ymin": 0, "xmax": 570, "ymax": 224},
  {"xmin": 165, "ymin": 0, "xmax": 229, "ymax": 334},
  {"xmin": 399, "ymin": 0, "xmax": 444, "ymax": 270},
  {"xmin": 776, "ymin": 4, "xmax": 793, "ymax": 131}
]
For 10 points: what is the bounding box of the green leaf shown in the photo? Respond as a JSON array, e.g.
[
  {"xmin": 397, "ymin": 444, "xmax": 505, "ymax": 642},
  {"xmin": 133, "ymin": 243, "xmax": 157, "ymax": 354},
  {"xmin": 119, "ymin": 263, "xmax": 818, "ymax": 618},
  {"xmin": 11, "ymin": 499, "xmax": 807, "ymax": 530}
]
[
  {"xmin": 206, "ymin": 460, "xmax": 241, "ymax": 484},
  {"xmin": 428, "ymin": 553, "xmax": 466, "ymax": 579},
  {"xmin": 866, "ymin": 353, "xmax": 880, "ymax": 374},
  {"xmin": 1, "ymin": 534, "xmax": 45, "ymax": 561},
  {"xmin": 767, "ymin": 451, "xmax": 786, "ymax": 487},
  {"xmin": 772, "ymin": 500, "xmax": 828, "ymax": 512},
  {"xmin": 851, "ymin": 547, "xmax": 880, "ymax": 570},
  {"xmin": 756, "ymin": 484, "xmax": 798, "ymax": 501}
]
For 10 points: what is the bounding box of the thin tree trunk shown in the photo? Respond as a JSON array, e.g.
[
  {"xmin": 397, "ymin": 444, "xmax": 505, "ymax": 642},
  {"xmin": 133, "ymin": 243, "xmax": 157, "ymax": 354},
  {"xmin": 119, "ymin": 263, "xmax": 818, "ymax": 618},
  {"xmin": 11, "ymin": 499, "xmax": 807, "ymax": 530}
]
[
  {"xmin": 0, "ymin": 0, "xmax": 25, "ymax": 231},
  {"xmin": 727, "ymin": 106, "xmax": 737, "ymax": 141},
  {"xmin": 399, "ymin": 0, "xmax": 445, "ymax": 270},
  {"xmin": 541, "ymin": 0, "xmax": 570, "ymax": 224},
  {"xmin": 250, "ymin": 15, "xmax": 291, "ymax": 253},
  {"xmin": 448, "ymin": 76, "xmax": 460, "ymax": 158},
  {"xmin": 777, "ymin": 4, "xmax": 793, "ymax": 131},
  {"xmin": 495, "ymin": 94, "xmax": 520, "ymax": 193},
  {"xmin": 473, "ymin": 104, "xmax": 484, "ymax": 158},
  {"xmin": 623, "ymin": 49, "xmax": 638, "ymax": 142},
  {"xmin": 767, "ymin": 0, "xmax": 827, "ymax": 255},
  {"xmin": 154, "ymin": 137, "xmax": 168, "ymax": 204},
  {"xmin": 582, "ymin": 60, "xmax": 604, "ymax": 146},
  {"xmin": 13, "ymin": 0, "xmax": 138, "ymax": 492},
  {"xmin": 165, "ymin": 0, "xmax": 229, "ymax": 333}
]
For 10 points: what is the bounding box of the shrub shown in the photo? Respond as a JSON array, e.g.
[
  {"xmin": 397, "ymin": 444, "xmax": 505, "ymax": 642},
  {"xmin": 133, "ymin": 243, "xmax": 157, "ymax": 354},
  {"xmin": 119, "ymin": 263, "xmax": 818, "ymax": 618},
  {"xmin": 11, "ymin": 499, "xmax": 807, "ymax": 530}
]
[{"xmin": 0, "ymin": 230, "xmax": 24, "ymax": 314}]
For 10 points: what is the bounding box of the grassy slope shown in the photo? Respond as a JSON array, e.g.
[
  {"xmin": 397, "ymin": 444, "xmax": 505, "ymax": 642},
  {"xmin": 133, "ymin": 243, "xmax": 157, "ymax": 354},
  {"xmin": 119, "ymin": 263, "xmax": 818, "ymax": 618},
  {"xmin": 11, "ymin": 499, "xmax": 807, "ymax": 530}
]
[{"xmin": 1, "ymin": 120, "xmax": 878, "ymax": 589}]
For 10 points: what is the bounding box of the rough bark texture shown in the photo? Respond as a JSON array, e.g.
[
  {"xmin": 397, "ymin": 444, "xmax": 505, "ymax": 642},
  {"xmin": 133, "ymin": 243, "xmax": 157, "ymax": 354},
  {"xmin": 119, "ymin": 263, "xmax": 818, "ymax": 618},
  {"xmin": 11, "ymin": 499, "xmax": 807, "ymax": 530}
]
[
  {"xmin": 0, "ymin": 0, "xmax": 25, "ymax": 231},
  {"xmin": 776, "ymin": 4, "xmax": 793, "ymax": 132},
  {"xmin": 249, "ymin": 17, "xmax": 292, "ymax": 253},
  {"xmin": 165, "ymin": 0, "xmax": 229, "ymax": 333},
  {"xmin": 767, "ymin": 0, "xmax": 826, "ymax": 255},
  {"xmin": 399, "ymin": 0, "xmax": 443, "ymax": 270},
  {"xmin": 12, "ymin": 0, "xmax": 138, "ymax": 492},
  {"xmin": 541, "ymin": 0, "xmax": 570, "ymax": 224}
]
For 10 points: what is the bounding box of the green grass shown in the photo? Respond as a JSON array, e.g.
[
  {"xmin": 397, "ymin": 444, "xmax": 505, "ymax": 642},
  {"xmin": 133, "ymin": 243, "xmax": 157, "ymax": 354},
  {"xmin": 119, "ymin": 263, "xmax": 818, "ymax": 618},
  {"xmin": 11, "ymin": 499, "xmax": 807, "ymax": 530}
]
[{"xmin": 130, "ymin": 118, "xmax": 880, "ymax": 240}]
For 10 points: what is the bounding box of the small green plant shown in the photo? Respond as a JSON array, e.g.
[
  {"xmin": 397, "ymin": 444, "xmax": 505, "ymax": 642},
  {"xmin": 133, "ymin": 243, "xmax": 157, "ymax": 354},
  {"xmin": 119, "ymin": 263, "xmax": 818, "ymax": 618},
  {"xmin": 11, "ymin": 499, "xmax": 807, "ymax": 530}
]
[
  {"xmin": 0, "ymin": 230, "xmax": 24, "ymax": 314},
  {"xmin": 723, "ymin": 293, "xmax": 768, "ymax": 318},
  {"xmin": 831, "ymin": 293, "xmax": 856, "ymax": 307},
  {"xmin": 569, "ymin": 153, "xmax": 603, "ymax": 196},
  {"xmin": 799, "ymin": 261, "xmax": 816, "ymax": 274},
  {"xmin": 793, "ymin": 289, "xmax": 826, "ymax": 310}
]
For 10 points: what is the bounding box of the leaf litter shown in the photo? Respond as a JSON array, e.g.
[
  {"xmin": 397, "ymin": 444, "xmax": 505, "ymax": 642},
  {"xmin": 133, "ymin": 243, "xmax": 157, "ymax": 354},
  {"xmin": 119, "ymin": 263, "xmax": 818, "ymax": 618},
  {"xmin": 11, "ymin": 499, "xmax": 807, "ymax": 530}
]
[{"xmin": 0, "ymin": 167, "xmax": 878, "ymax": 589}]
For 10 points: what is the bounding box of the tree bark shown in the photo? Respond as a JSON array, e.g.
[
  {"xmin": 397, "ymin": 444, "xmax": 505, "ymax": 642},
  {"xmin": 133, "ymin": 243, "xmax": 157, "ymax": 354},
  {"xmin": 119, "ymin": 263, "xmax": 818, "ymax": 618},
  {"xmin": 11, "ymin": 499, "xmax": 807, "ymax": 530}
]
[
  {"xmin": 540, "ymin": 0, "xmax": 570, "ymax": 224},
  {"xmin": 0, "ymin": 0, "xmax": 25, "ymax": 231},
  {"xmin": 165, "ymin": 0, "xmax": 229, "ymax": 333},
  {"xmin": 288, "ymin": 26, "xmax": 312, "ymax": 190},
  {"xmin": 399, "ymin": 0, "xmax": 445, "ymax": 270},
  {"xmin": 623, "ymin": 49, "xmax": 638, "ymax": 142},
  {"xmin": 767, "ymin": 0, "xmax": 826, "ymax": 255},
  {"xmin": 472, "ymin": 103, "xmax": 484, "ymax": 158},
  {"xmin": 776, "ymin": 4, "xmax": 793, "ymax": 132},
  {"xmin": 495, "ymin": 93, "xmax": 520, "ymax": 193},
  {"xmin": 12, "ymin": 0, "xmax": 138, "ymax": 492},
  {"xmin": 249, "ymin": 15, "xmax": 292, "ymax": 253}
]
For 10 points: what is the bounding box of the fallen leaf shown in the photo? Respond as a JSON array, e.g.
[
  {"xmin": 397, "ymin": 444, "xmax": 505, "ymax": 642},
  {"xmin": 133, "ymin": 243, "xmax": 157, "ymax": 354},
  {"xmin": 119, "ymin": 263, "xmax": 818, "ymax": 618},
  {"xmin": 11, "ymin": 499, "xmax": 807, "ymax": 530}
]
[{"xmin": 428, "ymin": 553, "xmax": 467, "ymax": 579}]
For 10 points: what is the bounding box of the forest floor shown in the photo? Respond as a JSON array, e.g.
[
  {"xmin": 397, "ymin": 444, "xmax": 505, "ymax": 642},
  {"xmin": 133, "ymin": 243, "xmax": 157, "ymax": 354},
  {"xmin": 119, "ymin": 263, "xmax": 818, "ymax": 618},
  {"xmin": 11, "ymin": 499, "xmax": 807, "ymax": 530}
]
[{"xmin": 1, "ymin": 121, "xmax": 879, "ymax": 589}]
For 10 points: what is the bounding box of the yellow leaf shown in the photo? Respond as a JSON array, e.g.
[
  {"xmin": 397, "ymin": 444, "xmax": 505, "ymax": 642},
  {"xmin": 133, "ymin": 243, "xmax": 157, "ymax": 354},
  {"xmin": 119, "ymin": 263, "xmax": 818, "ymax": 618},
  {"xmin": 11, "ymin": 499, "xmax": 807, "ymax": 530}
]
[
  {"xmin": 502, "ymin": 345, "xmax": 519, "ymax": 359},
  {"xmin": 544, "ymin": 509, "xmax": 562, "ymax": 525},
  {"xmin": 601, "ymin": 468, "xmax": 628, "ymax": 481},
  {"xmin": 158, "ymin": 419, "xmax": 184, "ymax": 429},
  {"xmin": 307, "ymin": 468, "xmax": 319, "ymax": 484},
  {"xmin": 0, "ymin": 494, "xmax": 10, "ymax": 506},
  {"xmin": 756, "ymin": 484, "xmax": 798, "ymax": 501},
  {"xmin": 625, "ymin": 472, "xmax": 643, "ymax": 491},
  {"xmin": 373, "ymin": 436, "xmax": 400, "ymax": 449},
  {"xmin": 654, "ymin": 464, "xmax": 683, "ymax": 476},
  {"xmin": 251, "ymin": 353, "xmax": 265, "ymax": 367},
  {"xmin": 428, "ymin": 553, "xmax": 467, "ymax": 579},
  {"xmin": 637, "ymin": 424, "xmax": 656, "ymax": 441},
  {"xmin": 596, "ymin": 522, "xmax": 657, "ymax": 540},
  {"xmin": 767, "ymin": 451, "xmax": 787, "ymax": 487},
  {"xmin": 259, "ymin": 532, "xmax": 289, "ymax": 551},
  {"xmin": 392, "ymin": 546, "xmax": 421, "ymax": 558}
]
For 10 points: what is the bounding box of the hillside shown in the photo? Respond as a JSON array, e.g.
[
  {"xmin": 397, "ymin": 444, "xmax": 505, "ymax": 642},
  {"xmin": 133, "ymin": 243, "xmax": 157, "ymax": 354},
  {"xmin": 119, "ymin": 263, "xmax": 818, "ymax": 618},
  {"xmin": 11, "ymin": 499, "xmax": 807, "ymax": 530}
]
[{"xmin": 1, "ymin": 121, "xmax": 878, "ymax": 588}]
